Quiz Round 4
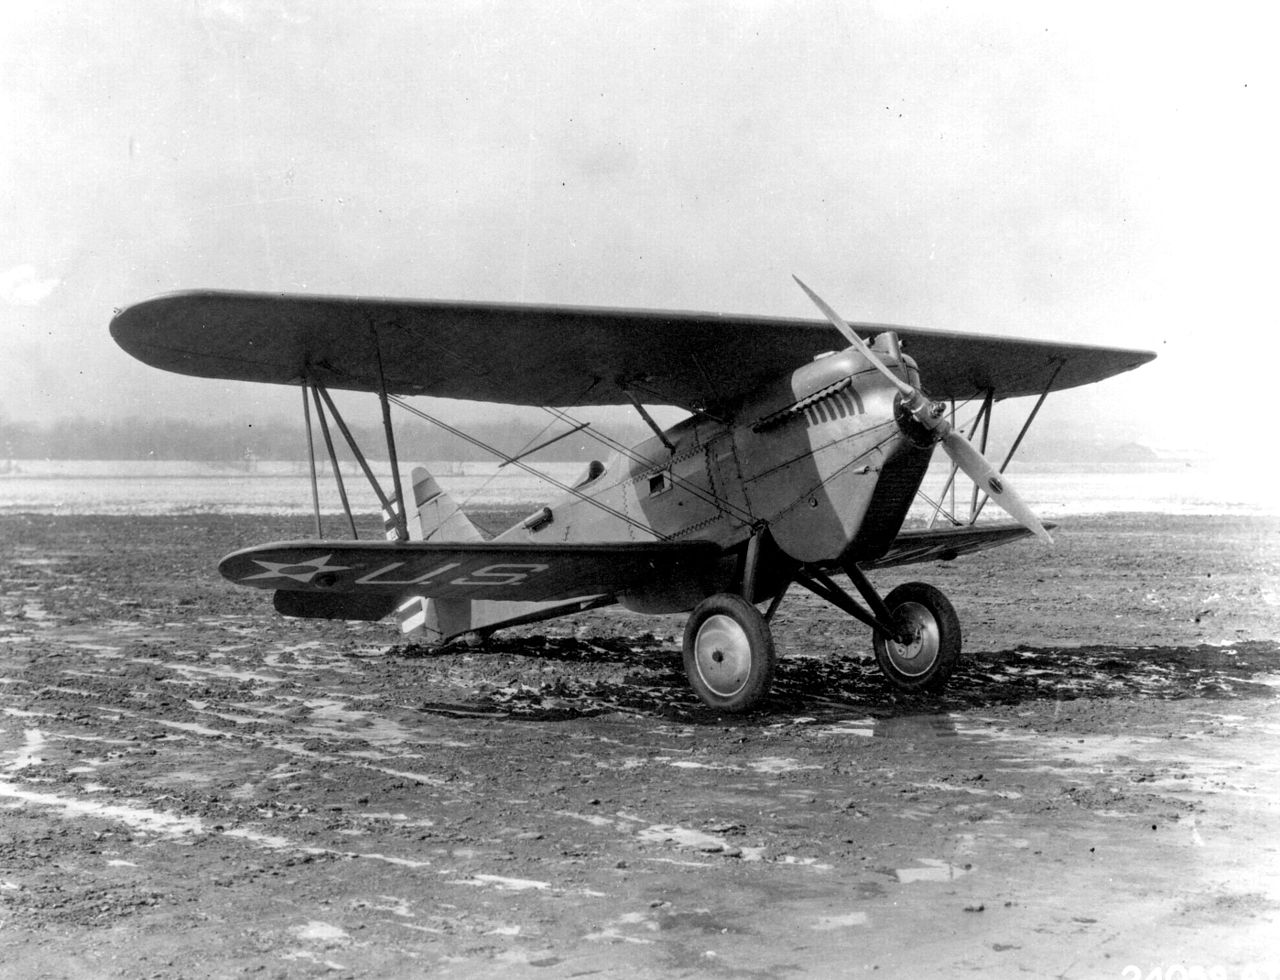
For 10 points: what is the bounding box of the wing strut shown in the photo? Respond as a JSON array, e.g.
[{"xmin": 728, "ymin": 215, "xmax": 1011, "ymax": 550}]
[
  {"xmin": 310, "ymin": 384, "xmax": 359, "ymax": 539},
  {"xmin": 314, "ymin": 385, "xmax": 399, "ymax": 534},
  {"xmin": 926, "ymin": 390, "xmax": 994, "ymax": 529},
  {"xmin": 968, "ymin": 388, "xmax": 995, "ymax": 520},
  {"xmin": 971, "ymin": 360, "xmax": 1061, "ymax": 523},
  {"xmin": 922, "ymin": 361, "xmax": 1062, "ymax": 529},
  {"xmin": 302, "ymin": 384, "xmax": 323, "ymax": 538},
  {"xmin": 370, "ymin": 327, "xmax": 409, "ymax": 542},
  {"xmin": 621, "ymin": 387, "xmax": 675, "ymax": 454}
]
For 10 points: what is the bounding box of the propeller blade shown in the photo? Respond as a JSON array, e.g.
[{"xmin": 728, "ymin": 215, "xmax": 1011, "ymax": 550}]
[
  {"xmin": 792, "ymin": 276, "xmax": 914, "ymax": 397},
  {"xmin": 941, "ymin": 431, "xmax": 1053, "ymax": 544}
]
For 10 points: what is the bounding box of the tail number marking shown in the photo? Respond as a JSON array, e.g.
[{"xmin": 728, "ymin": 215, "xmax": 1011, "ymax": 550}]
[
  {"xmin": 450, "ymin": 563, "xmax": 549, "ymax": 587},
  {"xmin": 352, "ymin": 560, "xmax": 549, "ymax": 589},
  {"xmin": 356, "ymin": 561, "xmax": 461, "ymax": 586}
]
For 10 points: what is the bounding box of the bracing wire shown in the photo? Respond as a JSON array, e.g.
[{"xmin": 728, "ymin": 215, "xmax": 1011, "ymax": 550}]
[
  {"xmin": 388, "ymin": 396, "xmax": 667, "ymax": 540},
  {"xmin": 541, "ymin": 406, "xmax": 759, "ymax": 529}
]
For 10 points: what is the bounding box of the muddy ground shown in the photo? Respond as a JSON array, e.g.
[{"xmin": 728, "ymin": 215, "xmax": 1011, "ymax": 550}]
[{"xmin": 1, "ymin": 512, "xmax": 1278, "ymax": 979}]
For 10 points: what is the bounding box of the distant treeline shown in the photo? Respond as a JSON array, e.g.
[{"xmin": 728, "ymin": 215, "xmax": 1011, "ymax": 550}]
[{"xmin": 0, "ymin": 415, "xmax": 651, "ymax": 463}]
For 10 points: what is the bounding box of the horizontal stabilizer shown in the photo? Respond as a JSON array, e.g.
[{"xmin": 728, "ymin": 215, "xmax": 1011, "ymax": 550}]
[{"xmin": 221, "ymin": 538, "xmax": 720, "ymax": 603}]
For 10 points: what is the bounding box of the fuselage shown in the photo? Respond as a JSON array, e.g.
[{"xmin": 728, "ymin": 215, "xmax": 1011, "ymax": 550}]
[{"xmin": 496, "ymin": 335, "xmax": 935, "ymax": 613}]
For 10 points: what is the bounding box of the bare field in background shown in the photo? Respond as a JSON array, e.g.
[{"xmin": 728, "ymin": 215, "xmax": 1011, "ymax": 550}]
[{"xmin": 1, "ymin": 460, "xmax": 1272, "ymax": 518}]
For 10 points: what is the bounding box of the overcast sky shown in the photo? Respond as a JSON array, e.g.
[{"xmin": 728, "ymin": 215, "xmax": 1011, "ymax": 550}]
[{"xmin": 2, "ymin": 1, "xmax": 1275, "ymax": 462}]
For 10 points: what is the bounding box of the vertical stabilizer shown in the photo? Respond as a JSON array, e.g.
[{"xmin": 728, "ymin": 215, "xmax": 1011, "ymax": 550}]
[
  {"xmin": 395, "ymin": 466, "xmax": 484, "ymax": 637},
  {"xmin": 409, "ymin": 467, "xmax": 485, "ymax": 543}
]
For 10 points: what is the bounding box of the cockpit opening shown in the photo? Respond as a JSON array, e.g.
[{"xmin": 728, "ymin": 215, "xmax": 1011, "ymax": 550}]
[{"xmin": 574, "ymin": 459, "xmax": 606, "ymax": 489}]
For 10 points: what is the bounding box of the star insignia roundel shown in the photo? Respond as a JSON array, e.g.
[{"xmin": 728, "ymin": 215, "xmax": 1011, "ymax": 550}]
[{"xmin": 242, "ymin": 554, "xmax": 351, "ymax": 585}]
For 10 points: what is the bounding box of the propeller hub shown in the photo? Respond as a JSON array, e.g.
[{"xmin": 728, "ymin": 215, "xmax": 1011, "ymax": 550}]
[{"xmin": 894, "ymin": 391, "xmax": 948, "ymax": 447}]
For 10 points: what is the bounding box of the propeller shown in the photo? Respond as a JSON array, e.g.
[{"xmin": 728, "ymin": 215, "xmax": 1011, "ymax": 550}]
[{"xmin": 793, "ymin": 276, "xmax": 1053, "ymax": 544}]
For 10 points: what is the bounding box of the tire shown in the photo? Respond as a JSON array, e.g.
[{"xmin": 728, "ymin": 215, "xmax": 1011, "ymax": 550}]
[
  {"xmin": 682, "ymin": 593, "xmax": 776, "ymax": 712},
  {"xmin": 872, "ymin": 582, "xmax": 961, "ymax": 694}
]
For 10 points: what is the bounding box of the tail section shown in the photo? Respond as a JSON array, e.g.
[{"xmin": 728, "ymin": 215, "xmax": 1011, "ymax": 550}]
[
  {"xmin": 409, "ymin": 468, "xmax": 485, "ymax": 543},
  {"xmin": 385, "ymin": 466, "xmax": 484, "ymax": 543},
  {"xmin": 393, "ymin": 465, "xmax": 608, "ymax": 644},
  {"xmin": 394, "ymin": 466, "xmax": 485, "ymax": 636}
]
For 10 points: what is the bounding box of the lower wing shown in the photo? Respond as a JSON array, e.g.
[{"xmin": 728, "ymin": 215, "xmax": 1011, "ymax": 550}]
[{"xmin": 860, "ymin": 521, "xmax": 1058, "ymax": 569}]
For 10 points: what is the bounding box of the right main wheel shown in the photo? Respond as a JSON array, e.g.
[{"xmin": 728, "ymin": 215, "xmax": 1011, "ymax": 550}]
[
  {"xmin": 682, "ymin": 593, "xmax": 776, "ymax": 712},
  {"xmin": 872, "ymin": 582, "xmax": 961, "ymax": 694}
]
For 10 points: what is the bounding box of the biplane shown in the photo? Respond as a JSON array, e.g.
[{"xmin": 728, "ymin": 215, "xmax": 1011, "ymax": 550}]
[{"xmin": 110, "ymin": 279, "xmax": 1154, "ymax": 711}]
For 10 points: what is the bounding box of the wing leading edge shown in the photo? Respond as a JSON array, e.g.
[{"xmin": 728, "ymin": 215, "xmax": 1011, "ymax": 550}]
[{"xmin": 112, "ymin": 290, "xmax": 1155, "ymax": 410}]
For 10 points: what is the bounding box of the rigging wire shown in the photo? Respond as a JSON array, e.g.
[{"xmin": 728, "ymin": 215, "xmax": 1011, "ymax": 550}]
[
  {"xmin": 379, "ymin": 375, "xmax": 1019, "ymax": 545},
  {"xmin": 541, "ymin": 405, "xmax": 759, "ymax": 529},
  {"xmin": 388, "ymin": 395, "xmax": 667, "ymax": 540},
  {"xmin": 406, "ymin": 377, "xmax": 604, "ymax": 538}
]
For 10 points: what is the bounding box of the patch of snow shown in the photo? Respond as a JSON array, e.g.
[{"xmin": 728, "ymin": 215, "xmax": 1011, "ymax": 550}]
[
  {"xmin": 896, "ymin": 859, "xmax": 972, "ymax": 883},
  {"xmin": 811, "ymin": 912, "xmax": 869, "ymax": 930}
]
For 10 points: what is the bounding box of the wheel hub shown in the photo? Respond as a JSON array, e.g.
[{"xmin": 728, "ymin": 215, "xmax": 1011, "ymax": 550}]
[
  {"xmin": 880, "ymin": 601, "xmax": 940, "ymax": 677},
  {"xmin": 693, "ymin": 614, "xmax": 752, "ymax": 697}
]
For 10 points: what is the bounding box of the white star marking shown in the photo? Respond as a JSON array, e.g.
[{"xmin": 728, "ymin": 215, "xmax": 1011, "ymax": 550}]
[{"xmin": 242, "ymin": 554, "xmax": 351, "ymax": 584}]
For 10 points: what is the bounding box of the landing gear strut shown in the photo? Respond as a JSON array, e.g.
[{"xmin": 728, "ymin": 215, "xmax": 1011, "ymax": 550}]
[
  {"xmin": 793, "ymin": 564, "xmax": 963, "ymax": 695},
  {"xmin": 677, "ymin": 529, "xmax": 963, "ymax": 711}
]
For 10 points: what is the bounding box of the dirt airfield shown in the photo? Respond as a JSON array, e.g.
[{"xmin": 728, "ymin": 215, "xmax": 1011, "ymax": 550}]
[{"xmin": 1, "ymin": 511, "xmax": 1278, "ymax": 979}]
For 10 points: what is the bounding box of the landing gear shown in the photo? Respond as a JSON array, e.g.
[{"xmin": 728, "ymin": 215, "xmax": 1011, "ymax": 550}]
[
  {"xmin": 872, "ymin": 582, "xmax": 961, "ymax": 693},
  {"xmin": 677, "ymin": 529, "xmax": 963, "ymax": 710},
  {"xmin": 682, "ymin": 593, "xmax": 776, "ymax": 713},
  {"xmin": 793, "ymin": 565, "xmax": 963, "ymax": 696}
]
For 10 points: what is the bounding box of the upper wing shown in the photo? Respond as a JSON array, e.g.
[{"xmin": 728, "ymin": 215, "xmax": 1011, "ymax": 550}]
[
  {"xmin": 219, "ymin": 538, "xmax": 720, "ymax": 603},
  {"xmin": 857, "ymin": 521, "xmax": 1058, "ymax": 570},
  {"xmin": 111, "ymin": 290, "xmax": 1155, "ymax": 411}
]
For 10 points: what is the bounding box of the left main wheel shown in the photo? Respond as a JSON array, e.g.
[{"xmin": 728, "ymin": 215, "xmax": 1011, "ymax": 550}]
[{"xmin": 682, "ymin": 593, "xmax": 776, "ymax": 712}]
